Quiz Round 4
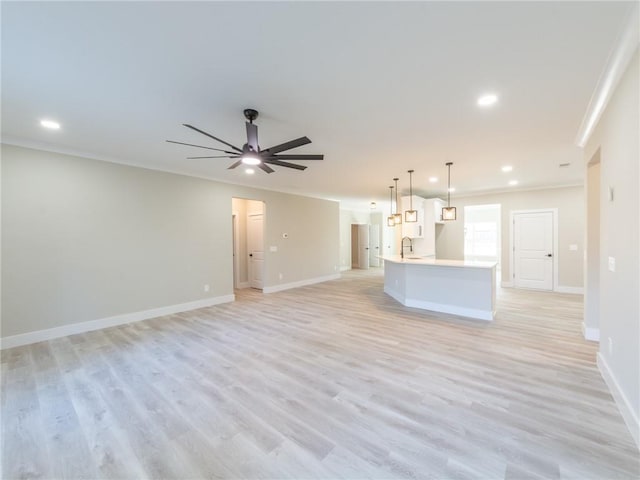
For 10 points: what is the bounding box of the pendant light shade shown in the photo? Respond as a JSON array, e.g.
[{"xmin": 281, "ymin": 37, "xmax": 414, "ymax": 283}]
[
  {"xmin": 442, "ymin": 162, "xmax": 457, "ymax": 221},
  {"xmin": 393, "ymin": 178, "xmax": 402, "ymax": 225},
  {"xmin": 387, "ymin": 186, "xmax": 396, "ymax": 226},
  {"xmin": 405, "ymin": 169, "xmax": 418, "ymax": 223}
]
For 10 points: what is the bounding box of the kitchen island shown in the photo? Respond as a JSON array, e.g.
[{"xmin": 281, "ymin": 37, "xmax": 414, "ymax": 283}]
[{"xmin": 380, "ymin": 255, "xmax": 497, "ymax": 321}]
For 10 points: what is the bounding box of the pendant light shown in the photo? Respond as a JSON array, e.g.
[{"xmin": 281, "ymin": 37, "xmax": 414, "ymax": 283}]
[
  {"xmin": 442, "ymin": 162, "xmax": 457, "ymax": 221},
  {"xmin": 393, "ymin": 178, "xmax": 402, "ymax": 225},
  {"xmin": 405, "ymin": 170, "xmax": 417, "ymax": 223},
  {"xmin": 387, "ymin": 185, "xmax": 395, "ymax": 226}
]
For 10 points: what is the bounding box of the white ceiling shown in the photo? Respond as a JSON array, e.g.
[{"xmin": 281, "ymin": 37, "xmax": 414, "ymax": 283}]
[{"xmin": 1, "ymin": 1, "xmax": 634, "ymax": 210}]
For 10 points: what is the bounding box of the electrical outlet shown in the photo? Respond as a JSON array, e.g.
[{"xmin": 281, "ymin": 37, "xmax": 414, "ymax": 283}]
[
  {"xmin": 608, "ymin": 257, "xmax": 616, "ymax": 272},
  {"xmin": 279, "ymin": 273, "xmax": 283, "ymax": 280},
  {"xmin": 203, "ymin": 284, "xmax": 210, "ymax": 293},
  {"xmin": 608, "ymin": 337, "xmax": 613, "ymax": 356}
]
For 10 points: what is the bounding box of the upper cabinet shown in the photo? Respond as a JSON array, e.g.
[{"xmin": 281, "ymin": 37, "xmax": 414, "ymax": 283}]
[{"xmin": 427, "ymin": 198, "xmax": 446, "ymax": 224}]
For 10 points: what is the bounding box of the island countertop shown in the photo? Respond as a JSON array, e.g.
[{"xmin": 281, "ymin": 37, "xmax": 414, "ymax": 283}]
[{"xmin": 379, "ymin": 255, "xmax": 497, "ymax": 269}]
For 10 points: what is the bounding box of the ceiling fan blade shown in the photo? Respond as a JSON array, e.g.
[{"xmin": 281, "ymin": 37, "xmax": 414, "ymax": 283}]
[
  {"xmin": 246, "ymin": 122, "xmax": 259, "ymax": 151},
  {"xmin": 183, "ymin": 124, "xmax": 242, "ymax": 152},
  {"xmin": 263, "ymin": 136, "xmax": 311, "ymax": 154},
  {"xmin": 258, "ymin": 163, "xmax": 275, "ymax": 174},
  {"xmin": 263, "ymin": 159, "xmax": 307, "ymax": 171},
  {"xmin": 269, "ymin": 154, "xmax": 323, "ymax": 161},
  {"xmin": 166, "ymin": 140, "xmax": 236, "ymax": 154},
  {"xmin": 186, "ymin": 155, "xmax": 238, "ymax": 159},
  {"xmin": 227, "ymin": 160, "xmax": 243, "ymax": 170}
]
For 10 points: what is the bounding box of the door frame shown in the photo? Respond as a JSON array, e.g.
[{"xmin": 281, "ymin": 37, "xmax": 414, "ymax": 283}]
[
  {"xmin": 509, "ymin": 208, "xmax": 558, "ymax": 291},
  {"xmin": 232, "ymin": 213, "xmax": 239, "ymax": 289}
]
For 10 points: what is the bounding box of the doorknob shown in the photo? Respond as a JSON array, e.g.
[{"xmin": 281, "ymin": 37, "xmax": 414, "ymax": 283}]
[
  {"xmin": 546, "ymin": 253, "xmax": 552, "ymax": 257},
  {"xmin": 249, "ymin": 253, "xmax": 253, "ymax": 257}
]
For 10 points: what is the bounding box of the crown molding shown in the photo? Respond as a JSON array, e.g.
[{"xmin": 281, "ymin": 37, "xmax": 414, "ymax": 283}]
[{"xmin": 575, "ymin": 4, "xmax": 640, "ymax": 147}]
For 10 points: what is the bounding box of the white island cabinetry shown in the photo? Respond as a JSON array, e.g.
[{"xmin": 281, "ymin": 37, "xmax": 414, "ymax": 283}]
[{"xmin": 380, "ymin": 255, "xmax": 497, "ymax": 321}]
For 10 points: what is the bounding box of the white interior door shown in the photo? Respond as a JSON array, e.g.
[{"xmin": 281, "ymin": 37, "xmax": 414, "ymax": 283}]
[
  {"xmin": 514, "ymin": 211, "xmax": 553, "ymax": 290},
  {"xmin": 369, "ymin": 224, "xmax": 380, "ymax": 267},
  {"xmin": 247, "ymin": 213, "xmax": 264, "ymax": 289},
  {"xmin": 358, "ymin": 224, "xmax": 370, "ymax": 270}
]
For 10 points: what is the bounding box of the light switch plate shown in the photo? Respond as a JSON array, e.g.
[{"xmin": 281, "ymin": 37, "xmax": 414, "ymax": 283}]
[
  {"xmin": 269, "ymin": 246, "xmax": 277, "ymax": 252},
  {"xmin": 608, "ymin": 256, "xmax": 616, "ymax": 272},
  {"xmin": 569, "ymin": 244, "xmax": 578, "ymax": 251}
]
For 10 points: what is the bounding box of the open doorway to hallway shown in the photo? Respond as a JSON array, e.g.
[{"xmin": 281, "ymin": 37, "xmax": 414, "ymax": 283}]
[{"xmin": 232, "ymin": 198, "xmax": 265, "ymax": 291}]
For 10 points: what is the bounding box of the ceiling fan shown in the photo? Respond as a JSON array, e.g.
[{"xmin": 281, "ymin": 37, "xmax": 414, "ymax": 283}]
[{"xmin": 166, "ymin": 109, "xmax": 324, "ymax": 174}]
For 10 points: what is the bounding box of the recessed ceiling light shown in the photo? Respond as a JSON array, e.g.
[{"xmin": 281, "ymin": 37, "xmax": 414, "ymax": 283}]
[
  {"xmin": 40, "ymin": 119, "xmax": 61, "ymax": 130},
  {"xmin": 501, "ymin": 165, "xmax": 513, "ymax": 172},
  {"xmin": 448, "ymin": 187, "xmax": 456, "ymax": 193},
  {"xmin": 245, "ymin": 168, "xmax": 255, "ymax": 175},
  {"xmin": 428, "ymin": 177, "xmax": 438, "ymax": 183},
  {"xmin": 477, "ymin": 94, "xmax": 498, "ymax": 107},
  {"xmin": 509, "ymin": 180, "xmax": 519, "ymax": 186}
]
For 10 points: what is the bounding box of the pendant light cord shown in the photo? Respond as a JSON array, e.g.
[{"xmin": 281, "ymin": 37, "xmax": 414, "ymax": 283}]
[
  {"xmin": 408, "ymin": 170, "xmax": 414, "ymax": 209},
  {"xmin": 446, "ymin": 162, "xmax": 453, "ymax": 207},
  {"xmin": 393, "ymin": 178, "xmax": 399, "ymax": 214}
]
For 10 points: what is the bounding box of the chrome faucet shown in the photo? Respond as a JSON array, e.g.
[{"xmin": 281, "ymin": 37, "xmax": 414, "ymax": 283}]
[{"xmin": 401, "ymin": 236, "xmax": 413, "ymax": 259}]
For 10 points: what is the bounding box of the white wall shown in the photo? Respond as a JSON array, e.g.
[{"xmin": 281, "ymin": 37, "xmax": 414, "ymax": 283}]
[
  {"xmin": 585, "ymin": 157, "xmax": 601, "ymax": 338},
  {"xmin": 584, "ymin": 49, "xmax": 639, "ymax": 445},
  {"xmin": 2, "ymin": 144, "xmax": 340, "ymax": 340},
  {"xmin": 435, "ymin": 186, "xmax": 585, "ymax": 289}
]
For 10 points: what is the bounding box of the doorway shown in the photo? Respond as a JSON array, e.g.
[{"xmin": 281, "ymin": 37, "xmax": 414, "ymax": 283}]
[
  {"xmin": 351, "ymin": 224, "xmax": 370, "ymax": 269},
  {"xmin": 510, "ymin": 209, "xmax": 557, "ymax": 290},
  {"xmin": 232, "ymin": 198, "xmax": 265, "ymax": 291}
]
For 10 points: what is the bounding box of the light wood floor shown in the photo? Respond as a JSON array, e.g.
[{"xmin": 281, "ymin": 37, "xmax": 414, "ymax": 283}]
[{"xmin": 2, "ymin": 269, "xmax": 638, "ymax": 479}]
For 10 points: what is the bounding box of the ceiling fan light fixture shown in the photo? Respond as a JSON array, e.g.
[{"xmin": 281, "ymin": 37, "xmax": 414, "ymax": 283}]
[{"xmin": 241, "ymin": 153, "xmax": 261, "ymax": 165}]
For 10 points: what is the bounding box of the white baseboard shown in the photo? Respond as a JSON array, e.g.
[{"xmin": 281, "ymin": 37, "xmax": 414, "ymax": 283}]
[
  {"xmin": 581, "ymin": 322, "xmax": 600, "ymax": 342},
  {"xmin": 263, "ymin": 273, "xmax": 340, "ymax": 294},
  {"xmin": 0, "ymin": 294, "xmax": 235, "ymax": 350},
  {"xmin": 597, "ymin": 352, "xmax": 640, "ymax": 450},
  {"xmin": 501, "ymin": 281, "xmax": 514, "ymax": 288},
  {"xmin": 340, "ymin": 266, "xmax": 351, "ymax": 272},
  {"xmin": 555, "ymin": 285, "xmax": 584, "ymax": 294},
  {"xmin": 406, "ymin": 298, "xmax": 493, "ymax": 321}
]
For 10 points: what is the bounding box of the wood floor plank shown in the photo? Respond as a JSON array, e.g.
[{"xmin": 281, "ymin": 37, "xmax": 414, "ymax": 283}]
[{"xmin": 2, "ymin": 268, "xmax": 638, "ymax": 479}]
